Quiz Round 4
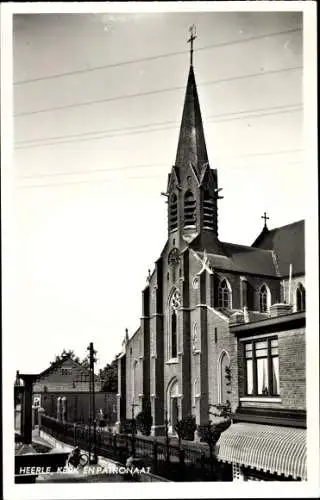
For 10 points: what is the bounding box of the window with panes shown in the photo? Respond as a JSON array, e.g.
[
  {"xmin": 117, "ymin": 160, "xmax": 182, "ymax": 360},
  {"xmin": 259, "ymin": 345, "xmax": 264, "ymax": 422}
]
[{"xmin": 244, "ymin": 337, "xmax": 279, "ymax": 396}]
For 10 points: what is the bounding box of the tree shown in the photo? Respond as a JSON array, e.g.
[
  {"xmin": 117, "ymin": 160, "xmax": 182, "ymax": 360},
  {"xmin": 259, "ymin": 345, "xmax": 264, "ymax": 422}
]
[
  {"xmin": 200, "ymin": 366, "xmax": 233, "ymax": 475},
  {"xmin": 174, "ymin": 415, "xmax": 197, "ymax": 443},
  {"xmin": 50, "ymin": 349, "xmax": 97, "ymax": 369},
  {"xmin": 136, "ymin": 401, "xmax": 153, "ymax": 436},
  {"xmin": 50, "ymin": 349, "xmax": 80, "ymax": 365},
  {"xmin": 99, "ymin": 358, "xmax": 118, "ymax": 392}
]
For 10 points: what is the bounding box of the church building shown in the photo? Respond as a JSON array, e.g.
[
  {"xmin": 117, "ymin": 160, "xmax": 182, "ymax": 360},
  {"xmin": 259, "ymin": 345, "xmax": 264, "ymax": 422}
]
[{"xmin": 115, "ymin": 31, "xmax": 306, "ymax": 479}]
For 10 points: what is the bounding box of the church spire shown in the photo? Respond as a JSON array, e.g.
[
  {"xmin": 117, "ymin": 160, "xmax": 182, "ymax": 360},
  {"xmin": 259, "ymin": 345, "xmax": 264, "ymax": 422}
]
[{"xmin": 175, "ymin": 27, "xmax": 209, "ymax": 176}]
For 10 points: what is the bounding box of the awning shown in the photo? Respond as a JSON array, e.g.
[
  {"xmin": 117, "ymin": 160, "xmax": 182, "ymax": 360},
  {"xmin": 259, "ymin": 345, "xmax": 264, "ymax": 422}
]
[{"xmin": 216, "ymin": 422, "xmax": 307, "ymax": 480}]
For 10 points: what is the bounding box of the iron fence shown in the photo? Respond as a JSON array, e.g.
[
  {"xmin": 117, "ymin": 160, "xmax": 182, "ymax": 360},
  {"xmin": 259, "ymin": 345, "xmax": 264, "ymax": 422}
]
[{"xmin": 40, "ymin": 415, "xmax": 232, "ymax": 482}]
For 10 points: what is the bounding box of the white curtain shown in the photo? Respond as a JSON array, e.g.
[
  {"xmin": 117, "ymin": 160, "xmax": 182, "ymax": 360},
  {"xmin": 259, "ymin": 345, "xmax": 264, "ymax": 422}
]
[
  {"xmin": 246, "ymin": 360, "xmax": 253, "ymax": 395},
  {"xmin": 272, "ymin": 357, "xmax": 279, "ymax": 395},
  {"xmin": 257, "ymin": 358, "xmax": 269, "ymax": 395}
]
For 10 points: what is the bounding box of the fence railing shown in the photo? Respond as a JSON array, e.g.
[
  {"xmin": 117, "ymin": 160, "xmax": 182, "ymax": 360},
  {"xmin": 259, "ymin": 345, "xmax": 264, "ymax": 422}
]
[{"xmin": 40, "ymin": 415, "xmax": 232, "ymax": 482}]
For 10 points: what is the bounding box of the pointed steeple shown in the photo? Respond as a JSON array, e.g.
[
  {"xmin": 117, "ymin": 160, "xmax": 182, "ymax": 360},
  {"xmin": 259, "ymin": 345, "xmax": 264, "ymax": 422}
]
[
  {"xmin": 166, "ymin": 28, "xmax": 223, "ymax": 251},
  {"xmin": 175, "ymin": 29, "xmax": 209, "ymax": 176}
]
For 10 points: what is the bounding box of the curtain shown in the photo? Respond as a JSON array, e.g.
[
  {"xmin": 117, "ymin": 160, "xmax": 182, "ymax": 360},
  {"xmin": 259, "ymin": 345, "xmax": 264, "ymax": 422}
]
[
  {"xmin": 246, "ymin": 359, "xmax": 253, "ymax": 395},
  {"xmin": 272, "ymin": 357, "xmax": 279, "ymax": 395},
  {"xmin": 257, "ymin": 358, "xmax": 269, "ymax": 395}
]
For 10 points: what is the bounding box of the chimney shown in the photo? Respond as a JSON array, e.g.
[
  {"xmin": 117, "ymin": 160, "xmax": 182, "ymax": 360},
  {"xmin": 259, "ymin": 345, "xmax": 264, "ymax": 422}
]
[
  {"xmin": 230, "ymin": 311, "xmax": 245, "ymax": 325},
  {"xmin": 269, "ymin": 303, "xmax": 293, "ymax": 318}
]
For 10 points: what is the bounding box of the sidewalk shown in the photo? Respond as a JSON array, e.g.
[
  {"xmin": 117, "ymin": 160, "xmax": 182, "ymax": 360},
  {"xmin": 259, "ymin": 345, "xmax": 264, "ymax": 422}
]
[{"xmin": 34, "ymin": 429, "xmax": 138, "ymax": 482}]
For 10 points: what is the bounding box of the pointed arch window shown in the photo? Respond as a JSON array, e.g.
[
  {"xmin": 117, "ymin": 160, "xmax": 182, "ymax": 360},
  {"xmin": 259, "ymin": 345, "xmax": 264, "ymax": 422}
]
[
  {"xmin": 184, "ymin": 190, "xmax": 196, "ymax": 228},
  {"xmin": 203, "ymin": 189, "xmax": 214, "ymax": 230},
  {"xmin": 169, "ymin": 193, "xmax": 178, "ymax": 231},
  {"xmin": 168, "ymin": 289, "xmax": 181, "ymax": 359},
  {"xmin": 132, "ymin": 360, "xmax": 138, "ymax": 400},
  {"xmin": 218, "ymin": 278, "xmax": 231, "ymax": 308},
  {"xmin": 296, "ymin": 283, "xmax": 306, "ymax": 312},
  {"xmin": 171, "ymin": 311, "xmax": 177, "ymax": 358},
  {"xmin": 259, "ymin": 284, "xmax": 271, "ymax": 312}
]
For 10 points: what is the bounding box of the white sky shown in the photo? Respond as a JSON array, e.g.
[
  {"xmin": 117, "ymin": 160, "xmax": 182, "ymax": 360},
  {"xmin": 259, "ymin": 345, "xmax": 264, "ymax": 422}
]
[
  {"xmin": 2, "ymin": 3, "xmax": 319, "ymax": 500},
  {"xmin": 11, "ymin": 9, "xmax": 305, "ymax": 373}
]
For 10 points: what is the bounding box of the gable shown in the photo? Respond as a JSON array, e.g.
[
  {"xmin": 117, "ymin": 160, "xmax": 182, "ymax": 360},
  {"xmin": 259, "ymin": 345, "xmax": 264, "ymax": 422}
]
[
  {"xmin": 36, "ymin": 356, "xmax": 100, "ymax": 385},
  {"xmin": 252, "ymin": 220, "xmax": 305, "ymax": 277}
]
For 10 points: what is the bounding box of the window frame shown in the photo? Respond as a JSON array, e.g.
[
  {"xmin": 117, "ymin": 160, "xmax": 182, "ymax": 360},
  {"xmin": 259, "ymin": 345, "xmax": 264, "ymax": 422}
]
[
  {"xmin": 217, "ymin": 278, "xmax": 232, "ymax": 309},
  {"xmin": 259, "ymin": 283, "xmax": 271, "ymax": 313},
  {"xmin": 167, "ymin": 288, "xmax": 180, "ymax": 361},
  {"xmin": 61, "ymin": 367, "xmax": 72, "ymax": 376},
  {"xmin": 244, "ymin": 336, "xmax": 279, "ymax": 397}
]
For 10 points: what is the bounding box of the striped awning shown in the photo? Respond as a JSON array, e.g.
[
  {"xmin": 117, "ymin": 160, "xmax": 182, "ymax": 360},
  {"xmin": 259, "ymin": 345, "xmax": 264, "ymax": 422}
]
[{"xmin": 216, "ymin": 422, "xmax": 307, "ymax": 480}]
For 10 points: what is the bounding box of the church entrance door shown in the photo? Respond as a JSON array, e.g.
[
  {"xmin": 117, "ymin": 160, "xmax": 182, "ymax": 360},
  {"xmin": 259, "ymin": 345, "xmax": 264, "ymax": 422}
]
[{"xmin": 167, "ymin": 378, "xmax": 179, "ymax": 435}]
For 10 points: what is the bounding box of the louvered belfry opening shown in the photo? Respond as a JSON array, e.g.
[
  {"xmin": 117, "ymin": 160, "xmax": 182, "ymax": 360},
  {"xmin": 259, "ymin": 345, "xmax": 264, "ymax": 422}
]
[
  {"xmin": 184, "ymin": 190, "xmax": 196, "ymax": 227},
  {"xmin": 203, "ymin": 189, "xmax": 215, "ymax": 230},
  {"xmin": 169, "ymin": 193, "xmax": 178, "ymax": 231}
]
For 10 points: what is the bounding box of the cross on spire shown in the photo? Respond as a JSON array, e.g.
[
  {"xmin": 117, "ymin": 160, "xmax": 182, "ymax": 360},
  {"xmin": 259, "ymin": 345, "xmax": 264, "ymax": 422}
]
[
  {"xmin": 187, "ymin": 24, "xmax": 197, "ymax": 67},
  {"xmin": 261, "ymin": 211, "xmax": 270, "ymax": 228}
]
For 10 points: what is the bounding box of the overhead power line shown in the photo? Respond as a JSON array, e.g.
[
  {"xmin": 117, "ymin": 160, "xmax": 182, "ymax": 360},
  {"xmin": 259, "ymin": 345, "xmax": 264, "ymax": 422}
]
[
  {"xmin": 15, "ymin": 103, "xmax": 302, "ymax": 147},
  {"xmin": 15, "ymin": 105, "xmax": 302, "ymax": 150},
  {"xmin": 13, "ymin": 28, "xmax": 301, "ymax": 86},
  {"xmin": 17, "ymin": 151, "xmax": 302, "ymax": 185},
  {"xmin": 14, "ymin": 66, "xmax": 302, "ymax": 118}
]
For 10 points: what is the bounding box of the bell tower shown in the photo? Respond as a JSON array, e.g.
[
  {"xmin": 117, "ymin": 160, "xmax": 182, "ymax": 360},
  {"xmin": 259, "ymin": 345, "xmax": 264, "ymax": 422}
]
[{"xmin": 166, "ymin": 26, "xmax": 222, "ymax": 250}]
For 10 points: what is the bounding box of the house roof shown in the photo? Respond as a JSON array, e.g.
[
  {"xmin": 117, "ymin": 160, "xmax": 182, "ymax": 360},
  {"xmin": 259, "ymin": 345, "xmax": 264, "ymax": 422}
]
[
  {"xmin": 252, "ymin": 220, "xmax": 305, "ymax": 277},
  {"xmin": 37, "ymin": 355, "xmax": 100, "ymax": 381}
]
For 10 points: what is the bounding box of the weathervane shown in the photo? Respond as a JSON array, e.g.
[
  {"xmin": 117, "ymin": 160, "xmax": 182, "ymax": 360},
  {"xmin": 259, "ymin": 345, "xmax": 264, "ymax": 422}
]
[{"xmin": 187, "ymin": 25, "xmax": 197, "ymax": 67}]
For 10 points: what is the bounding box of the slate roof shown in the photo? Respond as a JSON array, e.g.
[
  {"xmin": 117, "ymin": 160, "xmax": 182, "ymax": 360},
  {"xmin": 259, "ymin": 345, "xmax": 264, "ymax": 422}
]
[
  {"xmin": 193, "ymin": 244, "xmax": 279, "ymax": 277},
  {"xmin": 252, "ymin": 220, "xmax": 305, "ymax": 277},
  {"xmin": 189, "ymin": 219, "xmax": 304, "ymax": 278}
]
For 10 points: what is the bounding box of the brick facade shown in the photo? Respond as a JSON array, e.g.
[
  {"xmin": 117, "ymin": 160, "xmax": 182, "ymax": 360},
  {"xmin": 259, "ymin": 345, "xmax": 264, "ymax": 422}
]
[
  {"xmin": 31, "ymin": 356, "xmax": 117, "ymax": 425},
  {"xmin": 115, "ymin": 55, "xmax": 305, "ymax": 437}
]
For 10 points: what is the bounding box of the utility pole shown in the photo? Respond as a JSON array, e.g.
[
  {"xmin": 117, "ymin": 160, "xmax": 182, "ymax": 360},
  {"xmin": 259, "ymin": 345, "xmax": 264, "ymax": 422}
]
[{"xmin": 87, "ymin": 342, "xmax": 97, "ymax": 464}]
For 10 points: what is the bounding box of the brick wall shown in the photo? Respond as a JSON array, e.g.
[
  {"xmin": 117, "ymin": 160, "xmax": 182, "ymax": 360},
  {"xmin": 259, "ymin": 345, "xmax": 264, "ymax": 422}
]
[
  {"xmin": 33, "ymin": 358, "xmax": 102, "ymax": 393},
  {"xmin": 207, "ymin": 309, "xmax": 238, "ymax": 414},
  {"xmin": 237, "ymin": 325, "xmax": 305, "ymax": 411},
  {"xmin": 35, "ymin": 391, "xmax": 117, "ymax": 425}
]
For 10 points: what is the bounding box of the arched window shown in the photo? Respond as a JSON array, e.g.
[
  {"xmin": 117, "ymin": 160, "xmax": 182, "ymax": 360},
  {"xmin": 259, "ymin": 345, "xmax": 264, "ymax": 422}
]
[
  {"xmin": 168, "ymin": 289, "xmax": 181, "ymax": 359},
  {"xmin": 203, "ymin": 189, "xmax": 214, "ymax": 230},
  {"xmin": 218, "ymin": 279, "xmax": 231, "ymax": 308},
  {"xmin": 132, "ymin": 360, "xmax": 138, "ymax": 400},
  {"xmin": 184, "ymin": 190, "xmax": 196, "ymax": 228},
  {"xmin": 169, "ymin": 194, "xmax": 178, "ymax": 231},
  {"xmin": 259, "ymin": 284, "xmax": 270, "ymax": 312},
  {"xmin": 296, "ymin": 283, "xmax": 306, "ymax": 312},
  {"xmin": 171, "ymin": 311, "xmax": 177, "ymax": 358}
]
